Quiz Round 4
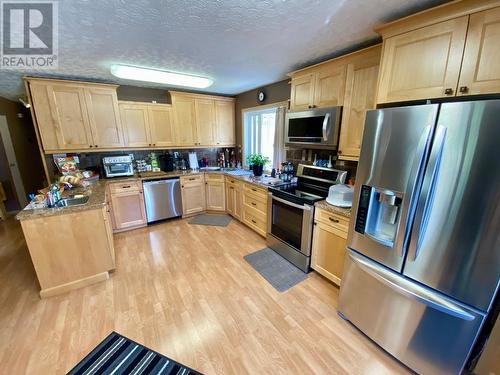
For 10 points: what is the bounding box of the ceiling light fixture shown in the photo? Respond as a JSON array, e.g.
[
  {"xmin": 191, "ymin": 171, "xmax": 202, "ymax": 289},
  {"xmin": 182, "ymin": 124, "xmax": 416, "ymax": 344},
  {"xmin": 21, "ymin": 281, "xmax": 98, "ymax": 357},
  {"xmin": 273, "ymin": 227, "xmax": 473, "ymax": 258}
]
[{"xmin": 110, "ymin": 64, "xmax": 213, "ymax": 89}]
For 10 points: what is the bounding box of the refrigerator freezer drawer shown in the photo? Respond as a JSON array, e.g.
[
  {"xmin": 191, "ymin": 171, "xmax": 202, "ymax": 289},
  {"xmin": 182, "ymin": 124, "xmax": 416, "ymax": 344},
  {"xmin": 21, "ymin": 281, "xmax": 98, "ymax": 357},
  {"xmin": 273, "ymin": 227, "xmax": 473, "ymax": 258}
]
[{"xmin": 338, "ymin": 250, "xmax": 485, "ymax": 375}]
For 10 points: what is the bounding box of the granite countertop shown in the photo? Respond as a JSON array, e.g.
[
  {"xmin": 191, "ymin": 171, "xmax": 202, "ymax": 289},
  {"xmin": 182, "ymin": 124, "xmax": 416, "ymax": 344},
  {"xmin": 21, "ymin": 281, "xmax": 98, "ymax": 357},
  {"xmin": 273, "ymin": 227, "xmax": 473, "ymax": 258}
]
[
  {"xmin": 16, "ymin": 180, "xmax": 108, "ymax": 221},
  {"xmin": 315, "ymin": 200, "xmax": 352, "ymax": 218},
  {"xmin": 16, "ymin": 169, "xmax": 278, "ymax": 221}
]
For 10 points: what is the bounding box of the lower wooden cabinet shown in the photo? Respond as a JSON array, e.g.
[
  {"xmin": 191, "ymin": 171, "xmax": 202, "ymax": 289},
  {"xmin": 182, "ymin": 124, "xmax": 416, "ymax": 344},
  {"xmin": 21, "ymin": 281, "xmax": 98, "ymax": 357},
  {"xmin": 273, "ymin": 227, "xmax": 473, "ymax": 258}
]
[
  {"xmin": 103, "ymin": 193, "xmax": 115, "ymax": 268},
  {"xmin": 225, "ymin": 177, "xmax": 242, "ymax": 220},
  {"xmin": 180, "ymin": 174, "xmax": 206, "ymax": 216},
  {"xmin": 241, "ymin": 183, "xmax": 268, "ymax": 237},
  {"xmin": 311, "ymin": 208, "xmax": 348, "ymax": 286},
  {"xmin": 108, "ymin": 180, "xmax": 147, "ymax": 232},
  {"xmin": 205, "ymin": 174, "xmax": 225, "ymax": 211}
]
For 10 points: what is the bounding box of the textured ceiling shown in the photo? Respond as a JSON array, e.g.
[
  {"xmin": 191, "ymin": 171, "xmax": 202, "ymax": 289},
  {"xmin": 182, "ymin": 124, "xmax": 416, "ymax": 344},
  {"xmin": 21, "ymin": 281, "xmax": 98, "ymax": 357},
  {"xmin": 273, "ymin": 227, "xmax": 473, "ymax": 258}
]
[{"xmin": 0, "ymin": 0, "xmax": 449, "ymax": 100}]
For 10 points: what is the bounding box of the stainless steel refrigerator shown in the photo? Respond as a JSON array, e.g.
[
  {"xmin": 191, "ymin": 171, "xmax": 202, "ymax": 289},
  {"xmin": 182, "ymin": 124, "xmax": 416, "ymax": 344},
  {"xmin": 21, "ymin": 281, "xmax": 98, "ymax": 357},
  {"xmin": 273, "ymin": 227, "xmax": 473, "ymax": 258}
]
[{"xmin": 338, "ymin": 100, "xmax": 500, "ymax": 375}]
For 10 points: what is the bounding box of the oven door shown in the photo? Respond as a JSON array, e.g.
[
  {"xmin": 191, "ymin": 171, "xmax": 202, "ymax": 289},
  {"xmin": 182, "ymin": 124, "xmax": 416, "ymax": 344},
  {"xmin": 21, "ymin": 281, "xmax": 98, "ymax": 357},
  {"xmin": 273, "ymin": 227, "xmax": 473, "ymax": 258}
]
[
  {"xmin": 104, "ymin": 163, "xmax": 134, "ymax": 177},
  {"xmin": 267, "ymin": 194, "xmax": 314, "ymax": 256}
]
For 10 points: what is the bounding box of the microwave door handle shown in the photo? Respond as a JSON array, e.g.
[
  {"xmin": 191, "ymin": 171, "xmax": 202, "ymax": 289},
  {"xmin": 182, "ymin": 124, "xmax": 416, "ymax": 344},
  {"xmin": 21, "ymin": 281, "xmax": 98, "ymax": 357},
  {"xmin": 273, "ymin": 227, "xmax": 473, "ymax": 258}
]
[
  {"xmin": 322, "ymin": 113, "xmax": 330, "ymax": 141},
  {"xmin": 407, "ymin": 125, "xmax": 447, "ymax": 261}
]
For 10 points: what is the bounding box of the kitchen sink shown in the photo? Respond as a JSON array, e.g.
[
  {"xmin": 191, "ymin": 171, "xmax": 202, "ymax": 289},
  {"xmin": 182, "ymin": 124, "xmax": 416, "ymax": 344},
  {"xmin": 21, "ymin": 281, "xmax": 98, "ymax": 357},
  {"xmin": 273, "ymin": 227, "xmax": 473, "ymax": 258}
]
[{"xmin": 56, "ymin": 195, "xmax": 89, "ymax": 207}]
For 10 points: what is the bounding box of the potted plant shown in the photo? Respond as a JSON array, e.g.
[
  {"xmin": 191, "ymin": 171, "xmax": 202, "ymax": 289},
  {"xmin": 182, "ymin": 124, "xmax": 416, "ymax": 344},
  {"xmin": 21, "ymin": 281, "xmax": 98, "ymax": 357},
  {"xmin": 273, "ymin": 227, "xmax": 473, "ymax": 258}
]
[{"xmin": 246, "ymin": 154, "xmax": 270, "ymax": 177}]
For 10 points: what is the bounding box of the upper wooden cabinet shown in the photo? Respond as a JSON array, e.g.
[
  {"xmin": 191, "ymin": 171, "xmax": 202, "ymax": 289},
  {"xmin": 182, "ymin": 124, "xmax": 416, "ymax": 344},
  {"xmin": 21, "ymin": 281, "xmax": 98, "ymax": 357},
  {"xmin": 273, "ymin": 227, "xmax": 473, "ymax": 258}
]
[
  {"xmin": 376, "ymin": 17, "xmax": 468, "ymax": 103},
  {"xmin": 289, "ymin": 64, "xmax": 345, "ymax": 111},
  {"xmin": 459, "ymin": 7, "xmax": 500, "ymax": 95},
  {"xmin": 375, "ymin": 2, "xmax": 500, "ymax": 103},
  {"xmin": 85, "ymin": 87, "xmax": 124, "ymax": 148},
  {"xmin": 171, "ymin": 92, "xmax": 235, "ymax": 147},
  {"xmin": 338, "ymin": 46, "xmax": 381, "ymax": 160},
  {"xmin": 27, "ymin": 78, "xmax": 123, "ymax": 152},
  {"xmin": 119, "ymin": 102, "xmax": 174, "ymax": 148},
  {"xmin": 214, "ymin": 99, "xmax": 235, "ymax": 145}
]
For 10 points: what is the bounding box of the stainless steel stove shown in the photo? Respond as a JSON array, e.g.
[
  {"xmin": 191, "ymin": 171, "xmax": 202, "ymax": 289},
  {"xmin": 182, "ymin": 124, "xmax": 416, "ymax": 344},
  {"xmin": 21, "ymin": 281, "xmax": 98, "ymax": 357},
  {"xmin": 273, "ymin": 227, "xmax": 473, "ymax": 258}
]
[{"xmin": 267, "ymin": 164, "xmax": 347, "ymax": 272}]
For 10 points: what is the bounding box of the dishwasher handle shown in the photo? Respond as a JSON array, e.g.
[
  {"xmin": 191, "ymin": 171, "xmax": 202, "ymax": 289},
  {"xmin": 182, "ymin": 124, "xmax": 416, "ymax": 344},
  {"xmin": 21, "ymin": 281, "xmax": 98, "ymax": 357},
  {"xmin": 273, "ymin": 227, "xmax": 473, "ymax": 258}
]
[{"xmin": 143, "ymin": 178, "xmax": 180, "ymax": 185}]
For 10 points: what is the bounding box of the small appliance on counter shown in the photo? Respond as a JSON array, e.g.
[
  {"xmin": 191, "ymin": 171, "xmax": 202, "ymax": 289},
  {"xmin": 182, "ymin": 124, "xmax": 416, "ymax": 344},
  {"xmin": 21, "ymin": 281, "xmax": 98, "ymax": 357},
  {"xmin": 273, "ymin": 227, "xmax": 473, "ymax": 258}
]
[
  {"xmin": 326, "ymin": 184, "xmax": 353, "ymax": 207},
  {"xmin": 102, "ymin": 155, "xmax": 134, "ymax": 178},
  {"xmin": 158, "ymin": 153, "xmax": 174, "ymax": 172},
  {"xmin": 279, "ymin": 162, "xmax": 294, "ymax": 182}
]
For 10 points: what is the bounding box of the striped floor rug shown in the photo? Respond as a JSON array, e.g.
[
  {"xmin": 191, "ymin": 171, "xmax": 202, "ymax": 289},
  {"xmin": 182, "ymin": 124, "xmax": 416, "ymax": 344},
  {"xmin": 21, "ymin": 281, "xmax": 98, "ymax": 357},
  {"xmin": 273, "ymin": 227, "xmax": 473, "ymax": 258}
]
[{"xmin": 67, "ymin": 332, "xmax": 202, "ymax": 375}]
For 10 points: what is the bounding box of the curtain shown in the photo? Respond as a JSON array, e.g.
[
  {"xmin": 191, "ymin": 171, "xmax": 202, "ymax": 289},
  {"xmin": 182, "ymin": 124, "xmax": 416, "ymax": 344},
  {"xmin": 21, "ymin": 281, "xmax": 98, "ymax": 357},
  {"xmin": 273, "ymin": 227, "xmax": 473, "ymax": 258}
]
[{"xmin": 273, "ymin": 105, "xmax": 286, "ymax": 170}]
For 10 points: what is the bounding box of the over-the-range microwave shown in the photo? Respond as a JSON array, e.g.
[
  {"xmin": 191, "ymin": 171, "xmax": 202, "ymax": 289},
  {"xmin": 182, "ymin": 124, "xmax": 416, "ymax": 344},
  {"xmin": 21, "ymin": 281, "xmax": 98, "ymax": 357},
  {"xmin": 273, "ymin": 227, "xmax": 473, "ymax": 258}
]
[{"xmin": 285, "ymin": 106, "xmax": 342, "ymax": 147}]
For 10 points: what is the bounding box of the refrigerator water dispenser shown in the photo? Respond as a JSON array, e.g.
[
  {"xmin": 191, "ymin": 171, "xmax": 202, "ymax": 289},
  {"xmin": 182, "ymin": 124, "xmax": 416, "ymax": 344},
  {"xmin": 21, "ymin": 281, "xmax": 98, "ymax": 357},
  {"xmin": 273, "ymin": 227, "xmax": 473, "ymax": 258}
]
[{"xmin": 354, "ymin": 185, "xmax": 402, "ymax": 247}]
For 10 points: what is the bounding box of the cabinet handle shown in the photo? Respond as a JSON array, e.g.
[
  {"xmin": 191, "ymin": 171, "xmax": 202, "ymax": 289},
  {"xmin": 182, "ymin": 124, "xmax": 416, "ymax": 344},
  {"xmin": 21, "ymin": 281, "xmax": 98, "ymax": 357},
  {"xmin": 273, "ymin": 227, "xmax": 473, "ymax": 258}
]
[
  {"xmin": 95, "ymin": 145, "xmax": 98, "ymax": 148},
  {"xmin": 459, "ymin": 86, "xmax": 469, "ymax": 94},
  {"xmin": 122, "ymin": 185, "xmax": 131, "ymax": 189},
  {"xmin": 148, "ymin": 143, "xmax": 151, "ymax": 146},
  {"xmin": 89, "ymin": 145, "xmax": 93, "ymax": 148},
  {"xmin": 308, "ymin": 105, "xmax": 312, "ymax": 109},
  {"xmin": 230, "ymin": 186, "xmax": 234, "ymax": 190},
  {"xmin": 338, "ymin": 150, "xmax": 342, "ymax": 155},
  {"xmin": 328, "ymin": 217, "xmax": 340, "ymax": 223},
  {"xmin": 251, "ymin": 188, "xmax": 257, "ymax": 192},
  {"xmin": 251, "ymin": 202, "xmax": 256, "ymax": 206},
  {"xmin": 189, "ymin": 177, "xmax": 196, "ymax": 181},
  {"xmin": 251, "ymin": 219, "xmax": 257, "ymax": 224},
  {"xmin": 444, "ymin": 88, "xmax": 454, "ymax": 95}
]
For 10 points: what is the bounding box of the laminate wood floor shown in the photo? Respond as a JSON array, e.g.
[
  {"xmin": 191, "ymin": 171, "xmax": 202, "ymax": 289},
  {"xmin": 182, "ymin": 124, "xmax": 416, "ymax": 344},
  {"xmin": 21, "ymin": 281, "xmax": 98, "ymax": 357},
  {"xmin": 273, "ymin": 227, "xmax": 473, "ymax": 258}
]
[{"xmin": 0, "ymin": 216, "xmax": 410, "ymax": 374}]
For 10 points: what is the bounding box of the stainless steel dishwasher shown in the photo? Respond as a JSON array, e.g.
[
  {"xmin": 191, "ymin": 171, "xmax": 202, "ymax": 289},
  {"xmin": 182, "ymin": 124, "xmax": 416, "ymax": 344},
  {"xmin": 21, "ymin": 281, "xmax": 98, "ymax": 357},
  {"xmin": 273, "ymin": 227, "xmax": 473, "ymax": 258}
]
[{"xmin": 143, "ymin": 178, "xmax": 182, "ymax": 223}]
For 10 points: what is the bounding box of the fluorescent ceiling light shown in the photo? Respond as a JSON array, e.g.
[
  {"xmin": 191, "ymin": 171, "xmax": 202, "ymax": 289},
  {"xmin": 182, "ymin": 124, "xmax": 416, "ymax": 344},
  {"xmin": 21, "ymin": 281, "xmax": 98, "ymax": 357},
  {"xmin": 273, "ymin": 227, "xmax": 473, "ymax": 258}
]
[{"xmin": 110, "ymin": 64, "xmax": 213, "ymax": 89}]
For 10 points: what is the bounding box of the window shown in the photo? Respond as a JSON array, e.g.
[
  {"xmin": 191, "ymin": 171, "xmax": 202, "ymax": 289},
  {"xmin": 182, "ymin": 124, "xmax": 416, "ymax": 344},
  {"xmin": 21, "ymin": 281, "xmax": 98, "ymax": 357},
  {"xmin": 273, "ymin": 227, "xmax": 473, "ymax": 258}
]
[{"xmin": 243, "ymin": 107, "xmax": 277, "ymax": 168}]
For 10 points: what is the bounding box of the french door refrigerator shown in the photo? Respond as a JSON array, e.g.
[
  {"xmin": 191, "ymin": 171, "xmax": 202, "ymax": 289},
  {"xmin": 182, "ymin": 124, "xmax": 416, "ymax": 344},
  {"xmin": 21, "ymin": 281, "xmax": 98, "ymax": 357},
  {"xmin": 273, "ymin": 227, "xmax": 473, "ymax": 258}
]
[{"xmin": 338, "ymin": 100, "xmax": 500, "ymax": 375}]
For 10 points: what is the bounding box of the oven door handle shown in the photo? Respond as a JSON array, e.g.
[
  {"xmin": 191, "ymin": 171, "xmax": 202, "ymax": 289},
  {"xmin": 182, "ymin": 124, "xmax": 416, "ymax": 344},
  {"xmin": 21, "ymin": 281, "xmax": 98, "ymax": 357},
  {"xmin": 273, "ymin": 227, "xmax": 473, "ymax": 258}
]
[{"xmin": 271, "ymin": 195, "xmax": 312, "ymax": 211}]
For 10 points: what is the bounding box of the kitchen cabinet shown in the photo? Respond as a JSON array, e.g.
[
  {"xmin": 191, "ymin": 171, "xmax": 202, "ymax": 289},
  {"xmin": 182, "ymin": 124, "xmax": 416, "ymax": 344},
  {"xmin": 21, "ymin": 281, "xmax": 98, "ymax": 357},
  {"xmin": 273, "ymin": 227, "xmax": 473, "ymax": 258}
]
[
  {"xmin": 103, "ymin": 194, "xmax": 115, "ymax": 268},
  {"xmin": 375, "ymin": 2, "xmax": 500, "ymax": 103},
  {"xmin": 85, "ymin": 87, "xmax": 124, "ymax": 148},
  {"xmin": 119, "ymin": 102, "xmax": 174, "ymax": 148},
  {"xmin": 180, "ymin": 174, "xmax": 206, "ymax": 216},
  {"xmin": 225, "ymin": 177, "xmax": 242, "ymax": 220},
  {"xmin": 338, "ymin": 45, "xmax": 381, "ymax": 160},
  {"xmin": 214, "ymin": 99, "xmax": 235, "ymax": 145},
  {"xmin": 205, "ymin": 174, "xmax": 225, "ymax": 211},
  {"xmin": 376, "ymin": 17, "xmax": 468, "ymax": 103},
  {"xmin": 241, "ymin": 183, "xmax": 268, "ymax": 237},
  {"xmin": 458, "ymin": 7, "xmax": 500, "ymax": 96},
  {"xmin": 119, "ymin": 103, "xmax": 151, "ymax": 147},
  {"xmin": 20, "ymin": 207, "xmax": 115, "ymax": 298},
  {"xmin": 289, "ymin": 62, "xmax": 345, "ymax": 111},
  {"xmin": 311, "ymin": 208, "xmax": 349, "ymax": 286},
  {"xmin": 172, "ymin": 92, "xmax": 236, "ymax": 147},
  {"xmin": 26, "ymin": 78, "xmax": 122, "ymax": 152},
  {"xmin": 195, "ymin": 98, "xmax": 216, "ymax": 146},
  {"xmin": 108, "ymin": 180, "xmax": 147, "ymax": 232}
]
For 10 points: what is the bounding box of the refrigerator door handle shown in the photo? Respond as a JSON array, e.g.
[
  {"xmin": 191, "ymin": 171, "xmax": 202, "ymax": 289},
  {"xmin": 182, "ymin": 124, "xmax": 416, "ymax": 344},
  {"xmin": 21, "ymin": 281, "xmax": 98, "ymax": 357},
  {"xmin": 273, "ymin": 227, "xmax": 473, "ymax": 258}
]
[
  {"xmin": 349, "ymin": 251, "xmax": 476, "ymax": 321},
  {"xmin": 407, "ymin": 125, "xmax": 447, "ymax": 261},
  {"xmin": 397, "ymin": 125, "xmax": 433, "ymax": 256}
]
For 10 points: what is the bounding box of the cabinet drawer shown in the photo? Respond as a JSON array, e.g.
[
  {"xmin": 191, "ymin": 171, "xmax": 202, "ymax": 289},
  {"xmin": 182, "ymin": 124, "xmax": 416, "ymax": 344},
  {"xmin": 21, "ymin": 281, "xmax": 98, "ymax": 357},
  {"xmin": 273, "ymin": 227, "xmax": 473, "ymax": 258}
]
[
  {"xmin": 243, "ymin": 206, "xmax": 267, "ymax": 236},
  {"xmin": 180, "ymin": 174, "xmax": 204, "ymax": 184},
  {"xmin": 108, "ymin": 180, "xmax": 141, "ymax": 194},
  {"xmin": 242, "ymin": 193, "xmax": 267, "ymax": 215},
  {"xmin": 205, "ymin": 173, "xmax": 224, "ymax": 182},
  {"xmin": 314, "ymin": 208, "xmax": 349, "ymax": 234},
  {"xmin": 243, "ymin": 183, "xmax": 267, "ymax": 201},
  {"xmin": 225, "ymin": 176, "xmax": 239, "ymax": 185}
]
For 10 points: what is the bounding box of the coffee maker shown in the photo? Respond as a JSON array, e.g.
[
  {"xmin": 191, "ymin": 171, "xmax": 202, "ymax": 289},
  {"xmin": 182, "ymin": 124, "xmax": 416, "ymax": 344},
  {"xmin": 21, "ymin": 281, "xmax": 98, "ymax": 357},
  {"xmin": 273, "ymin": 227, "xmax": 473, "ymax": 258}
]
[{"xmin": 158, "ymin": 153, "xmax": 174, "ymax": 172}]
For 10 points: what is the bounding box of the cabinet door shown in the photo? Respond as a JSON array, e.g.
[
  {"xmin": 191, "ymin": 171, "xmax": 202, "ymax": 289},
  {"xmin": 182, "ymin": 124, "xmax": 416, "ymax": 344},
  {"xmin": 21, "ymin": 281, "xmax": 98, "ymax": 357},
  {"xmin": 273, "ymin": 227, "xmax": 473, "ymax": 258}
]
[
  {"xmin": 206, "ymin": 181, "xmax": 225, "ymax": 211},
  {"xmin": 119, "ymin": 103, "xmax": 151, "ymax": 148},
  {"xmin": 377, "ymin": 16, "xmax": 468, "ymax": 103},
  {"xmin": 311, "ymin": 220, "xmax": 347, "ymax": 286},
  {"xmin": 47, "ymin": 84, "xmax": 93, "ymax": 150},
  {"xmin": 290, "ymin": 74, "xmax": 315, "ymax": 111},
  {"xmin": 234, "ymin": 187, "xmax": 243, "ymax": 220},
  {"xmin": 458, "ymin": 7, "xmax": 500, "ymax": 96},
  {"xmin": 148, "ymin": 105, "xmax": 175, "ymax": 147},
  {"xmin": 195, "ymin": 98, "xmax": 216, "ymax": 146},
  {"xmin": 29, "ymin": 82, "xmax": 59, "ymax": 150},
  {"xmin": 225, "ymin": 184, "xmax": 234, "ymax": 215},
  {"xmin": 313, "ymin": 64, "xmax": 346, "ymax": 107},
  {"xmin": 85, "ymin": 87, "xmax": 124, "ymax": 148},
  {"xmin": 339, "ymin": 48, "xmax": 381, "ymax": 160},
  {"xmin": 110, "ymin": 191, "xmax": 147, "ymax": 230},
  {"xmin": 214, "ymin": 100, "xmax": 235, "ymax": 145},
  {"xmin": 172, "ymin": 95, "xmax": 197, "ymax": 146},
  {"xmin": 102, "ymin": 205, "xmax": 115, "ymax": 269},
  {"xmin": 180, "ymin": 179, "xmax": 206, "ymax": 215}
]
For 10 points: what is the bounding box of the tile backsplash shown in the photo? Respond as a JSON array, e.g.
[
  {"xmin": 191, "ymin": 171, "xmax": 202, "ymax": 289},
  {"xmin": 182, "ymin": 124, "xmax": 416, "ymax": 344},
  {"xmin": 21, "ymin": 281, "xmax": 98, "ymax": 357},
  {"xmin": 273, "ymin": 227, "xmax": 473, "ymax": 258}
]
[{"xmin": 45, "ymin": 147, "xmax": 236, "ymax": 180}]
